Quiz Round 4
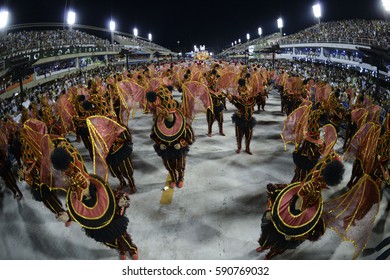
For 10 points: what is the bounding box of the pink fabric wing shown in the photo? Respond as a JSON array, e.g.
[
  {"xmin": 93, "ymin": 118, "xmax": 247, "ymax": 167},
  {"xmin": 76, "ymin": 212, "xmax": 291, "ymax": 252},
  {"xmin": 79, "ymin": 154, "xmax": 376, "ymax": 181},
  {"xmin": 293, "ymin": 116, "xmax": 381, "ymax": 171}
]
[
  {"xmin": 217, "ymin": 72, "xmax": 239, "ymax": 94},
  {"xmin": 344, "ymin": 122, "xmax": 381, "ymax": 174},
  {"xmin": 323, "ymin": 175, "xmax": 380, "ymax": 259},
  {"xmin": 181, "ymin": 81, "xmax": 213, "ymax": 124},
  {"xmin": 87, "ymin": 116, "xmax": 126, "ymax": 182},
  {"xmin": 57, "ymin": 94, "xmax": 76, "ymax": 134},
  {"xmin": 322, "ymin": 124, "xmax": 338, "ymax": 156},
  {"xmin": 280, "ymin": 105, "xmax": 311, "ymax": 150}
]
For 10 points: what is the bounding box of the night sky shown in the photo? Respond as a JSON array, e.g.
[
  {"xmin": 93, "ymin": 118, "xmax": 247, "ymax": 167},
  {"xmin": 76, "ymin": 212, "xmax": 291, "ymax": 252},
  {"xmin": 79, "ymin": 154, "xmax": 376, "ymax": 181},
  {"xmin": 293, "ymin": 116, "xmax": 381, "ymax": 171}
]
[{"xmin": 0, "ymin": 0, "xmax": 386, "ymax": 53}]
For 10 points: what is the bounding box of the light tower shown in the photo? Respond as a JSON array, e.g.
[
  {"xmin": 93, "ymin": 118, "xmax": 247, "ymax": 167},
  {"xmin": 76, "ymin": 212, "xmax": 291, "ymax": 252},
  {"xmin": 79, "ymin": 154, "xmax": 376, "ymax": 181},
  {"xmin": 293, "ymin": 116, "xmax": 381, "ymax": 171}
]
[
  {"xmin": 0, "ymin": 9, "xmax": 9, "ymax": 29},
  {"xmin": 383, "ymin": 0, "xmax": 390, "ymax": 19},
  {"xmin": 383, "ymin": 0, "xmax": 390, "ymax": 12},
  {"xmin": 0, "ymin": 9, "xmax": 9, "ymax": 36},
  {"xmin": 277, "ymin": 18, "xmax": 283, "ymax": 36},
  {"xmin": 109, "ymin": 20, "xmax": 115, "ymax": 44},
  {"xmin": 67, "ymin": 11, "xmax": 76, "ymax": 30},
  {"xmin": 313, "ymin": 3, "xmax": 322, "ymax": 25}
]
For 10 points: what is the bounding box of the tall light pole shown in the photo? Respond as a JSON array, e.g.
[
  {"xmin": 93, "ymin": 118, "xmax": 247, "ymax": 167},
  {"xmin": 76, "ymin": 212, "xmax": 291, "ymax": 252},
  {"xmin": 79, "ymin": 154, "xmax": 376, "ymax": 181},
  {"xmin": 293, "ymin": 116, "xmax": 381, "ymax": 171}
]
[
  {"xmin": 0, "ymin": 9, "xmax": 9, "ymax": 36},
  {"xmin": 383, "ymin": 0, "xmax": 390, "ymax": 12},
  {"xmin": 67, "ymin": 10, "xmax": 76, "ymax": 30},
  {"xmin": 383, "ymin": 0, "xmax": 390, "ymax": 19},
  {"xmin": 258, "ymin": 27, "xmax": 262, "ymax": 38},
  {"xmin": 133, "ymin": 27, "xmax": 138, "ymax": 38},
  {"xmin": 109, "ymin": 20, "xmax": 115, "ymax": 44},
  {"xmin": 148, "ymin": 33, "xmax": 152, "ymax": 42},
  {"xmin": 0, "ymin": 9, "xmax": 9, "ymax": 28},
  {"xmin": 277, "ymin": 18, "xmax": 283, "ymax": 36},
  {"xmin": 246, "ymin": 33, "xmax": 250, "ymax": 41},
  {"xmin": 238, "ymin": 38, "xmax": 241, "ymax": 44},
  {"xmin": 313, "ymin": 3, "xmax": 322, "ymax": 25}
]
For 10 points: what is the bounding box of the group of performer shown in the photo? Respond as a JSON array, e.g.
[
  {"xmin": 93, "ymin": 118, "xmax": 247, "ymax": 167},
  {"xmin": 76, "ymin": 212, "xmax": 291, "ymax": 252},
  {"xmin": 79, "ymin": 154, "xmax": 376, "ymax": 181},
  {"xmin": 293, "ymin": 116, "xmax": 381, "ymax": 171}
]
[
  {"xmin": 1, "ymin": 79, "xmax": 139, "ymax": 260},
  {"xmin": 0, "ymin": 58, "xmax": 388, "ymax": 260},
  {"xmin": 255, "ymin": 67, "xmax": 389, "ymax": 259}
]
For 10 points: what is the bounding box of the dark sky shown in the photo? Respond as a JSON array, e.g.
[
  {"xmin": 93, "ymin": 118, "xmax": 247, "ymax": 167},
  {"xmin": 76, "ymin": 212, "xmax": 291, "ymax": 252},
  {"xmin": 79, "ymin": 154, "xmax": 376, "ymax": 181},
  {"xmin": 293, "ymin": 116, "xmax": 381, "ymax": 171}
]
[{"xmin": 0, "ymin": 0, "xmax": 385, "ymax": 53}]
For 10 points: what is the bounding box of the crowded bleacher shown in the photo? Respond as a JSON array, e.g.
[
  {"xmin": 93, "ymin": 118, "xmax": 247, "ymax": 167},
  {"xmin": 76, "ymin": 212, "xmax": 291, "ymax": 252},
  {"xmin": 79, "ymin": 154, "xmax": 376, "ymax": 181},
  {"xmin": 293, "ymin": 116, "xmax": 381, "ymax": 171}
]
[
  {"xmin": 280, "ymin": 19, "xmax": 390, "ymax": 47},
  {"xmin": 0, "ymin": 29, "xmax": 111, "ymax": 57}
]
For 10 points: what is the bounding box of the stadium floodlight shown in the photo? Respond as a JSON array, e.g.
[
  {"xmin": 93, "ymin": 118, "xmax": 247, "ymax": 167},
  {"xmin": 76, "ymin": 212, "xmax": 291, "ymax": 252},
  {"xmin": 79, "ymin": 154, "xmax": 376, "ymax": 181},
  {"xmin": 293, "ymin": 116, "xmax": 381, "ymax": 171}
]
[
  {"xmin": 234, "ymin": 40, "xmax": 237, "ymax": 45},
  {"xmin": 277, "ymin": 18, "xmax": 283, "ymax": 29},
  {"xmin": 67, "ymin": 11, "xmax": 76, "ymax": 26},
  {"xmin": 277, "ymin": 18, "xmax": 283, "ymax": 35},
  {"xmin": 109, "ymin": 20, "xmax": 115, "ymax": 31},
  {"xmin": 0, "ymin": 10, "xmax": 9, "ymax": 29},
  {"xmin": 148, "ymin": 33, "xmax": 152, "ymax": 41},
  {"xmin": 258, "ymin": 27, "xmax": 262, "ymax": 37},
  {"xmin": 383, "ymin": 0, "xmax": 390, "ymax": 13},
  {"xmin": 133, "ymin": 27, "xmax": 138, "ymax": 37},
  {"xmin": 238, "ymin": 38, "xmax": 241, "ymax": 43},
  {"xmin": 313, "ymin": 3, "xmax": 322, "ymax": 24},
  {"xmin": 231, "ymin": 42, "xmax": 234, "ymax": 46},
  {"xmin": 109, "ymin": 20, "xmax": 115, "ymax": 44},
  {"xmin": 246, "ymin": 33, "xmax": 250, "ymax": 41}
]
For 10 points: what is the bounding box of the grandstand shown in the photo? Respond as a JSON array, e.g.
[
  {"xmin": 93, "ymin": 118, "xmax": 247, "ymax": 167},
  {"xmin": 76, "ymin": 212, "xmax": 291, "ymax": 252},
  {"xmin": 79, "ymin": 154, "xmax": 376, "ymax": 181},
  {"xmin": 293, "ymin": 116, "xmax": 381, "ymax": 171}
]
[
  {"xmin": 218, "ymin": 19, "xmax": 390, "ymax": 79},
  {"xmin": 0, "ymin": 23, "xmax": 177, "ymax": 98}
]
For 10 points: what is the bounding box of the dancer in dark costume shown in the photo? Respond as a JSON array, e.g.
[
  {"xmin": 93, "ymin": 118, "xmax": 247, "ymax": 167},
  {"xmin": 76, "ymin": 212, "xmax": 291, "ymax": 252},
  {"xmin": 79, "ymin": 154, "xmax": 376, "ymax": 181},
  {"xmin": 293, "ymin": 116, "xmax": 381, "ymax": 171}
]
[
  {"xmin": 291, "ymin": 108, "xmax": 326, "ymax": 183},
  {"xmin": 227, "ymin": 78, "xmax": 256, "ymax": 154},
  {"xmin": 206, "ymin": 69, "xmax": 225, "ymax": 136},
  {"xmin": 257, "ymin": 125, "xmax": 344, "ymax": 259},
  {"xmin": 18, "ymin": 119, "xmax": 66, "ymax": 217},
  {"xmin": 50, "ymin": 144, "xmax": 138, "ymax": 260},
  {"xmin": 147, "ymin": 88, "xmax": 195, "ymax": 189},
  {"xmin": 0, "ymin": 131, "xmax": 23, "ymax": 200}
]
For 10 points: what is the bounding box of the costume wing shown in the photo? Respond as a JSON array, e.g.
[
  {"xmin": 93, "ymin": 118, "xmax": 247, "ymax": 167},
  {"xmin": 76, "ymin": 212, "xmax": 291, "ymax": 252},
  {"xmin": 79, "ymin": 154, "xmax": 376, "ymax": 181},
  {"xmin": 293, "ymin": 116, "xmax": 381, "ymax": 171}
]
[
  {"xmin": 117, "ymin": 80, "xmax": 146, "ymax": 113},
  {"xmin": 21, "ymin": 120, "xmax": 68, "ymax": 191},
  {"xmin": 57, "ymin": 93, "xmax": 76, "ymax": 134},
  {"xmin": 351, "ymin": 108, "xmax": 368, "ymax": 129},
  {"xmin": 162, "ymin": 76, "xmax": 173, "ymax": 87},
  {"xmin": 148, "ymin": 78, "xmax": 163, "ymax": 92},
  {"xmin": 323, "ymin": 175, "xmax": 380, "ymax": 259},
  {"xmin": 190, "ymin": 70, "xmax": 204, "ymax": 83},
  {"xmin": 181, "ymin": 81, "xmax": 212, "ymax": 124},
  {"xmin": 250, "ymin": 71, "xmax": 264, "ymax": 95},
  {"xmin": 366, "ymin": 104, "xmax": 383, "ymax": 124},
  {"xmin": 217, "ymin": 72, "xmax": 239, "ymax": 94},
  {"xmin": 86, "ymin": 116, "xmax": 126, "ymax": 182},
  {"xmin": 315, "ymin": 82, "xmax": 331, "ymax": 103},
  {"xmin": 280, "ymin": 104, "xmax": 312, "ymax": 150},
  {"xmin": 322, "ymin": 124, "xmax": 338, "ymax": 156},
  {"xmin": 344, "ymin": 122, "xmax": 381, "ymax": 174},
  {"xmin": 284, "ymin": 77, "xmax": 303, "ymax": 94},
  {"xmin": 21, "ymin": 119, "xmax": 48, "ymax": 158}
]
